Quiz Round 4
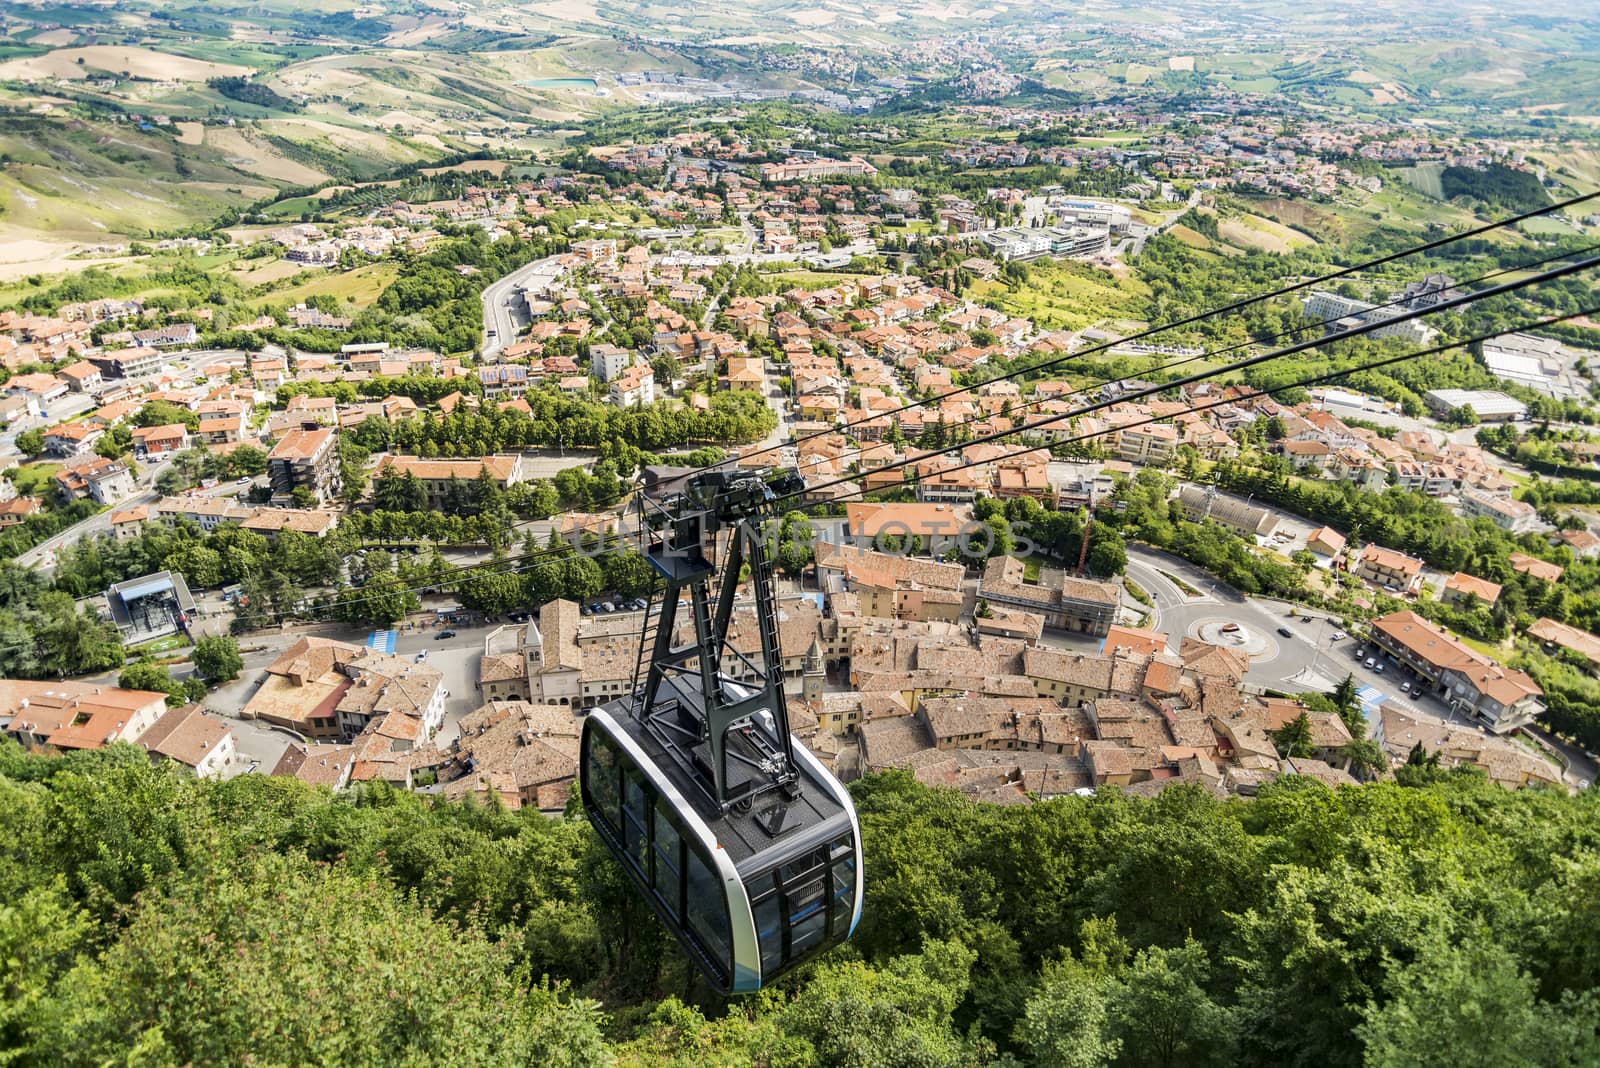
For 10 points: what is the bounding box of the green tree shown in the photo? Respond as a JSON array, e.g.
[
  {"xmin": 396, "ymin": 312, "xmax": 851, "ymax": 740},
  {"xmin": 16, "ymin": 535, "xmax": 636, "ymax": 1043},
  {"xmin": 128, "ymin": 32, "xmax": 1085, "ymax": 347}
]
[
  {"xmin": 778, "ymin": 939, "xmax": 984, "ymax": 1068},
  {"xmin": 338, "ymin": 569, "xmax": 418, "ymax": 628},
  {"xmin": 33, "ymin": 856, "xmax": 614, "ymax": 1068},
  {"xmin": 1330, "ymin": 673, "xmax": 1362, "ymax": 735},
  {"xmin": 1341, "ymin": 737, "xmax": 1389, "ymax": 781},
  {"xmin": 1107, "ymin": 940, "xmax": 1235, "ymax": 1068},
  {"xmin": 190, "ymin": 635, "xmax": 242, "ymax": 683},
  {"xmin": 1018, "ymin": 959, "xmax": 1121, "ymax": 1068},
  {"xmin": 373, "ymin": 470, "xmax": 429, "ymax": 513},
  {"xmin": 0, "ymin": 879, "xmax": 90, "ymax": 1062},
  {"xmin": 14, "ymin": 429, "xmax": 43, "ymax": 456},
  {"xmin": 1085, "ymin": 522, "xmax": 1128, "ymax": 577},
  {"xmin": 773, "ymin": 512, "xmax": 817, "ymax": 577},
  {"xmin": 228, "ymin": 444, "xmax": 268, "ymax": 476},
  {"xmin": 155, "ymin": 467, "xmax": 192, "ymax": 496},
  {"xmin": 118, "ymin": 658, "xmax": 183, "ymax": 706},
  {"xmin": 1358, "ymin": 936, "xmax": 1600, "ymax": 1068},
  {"xmin": 1270, "ymin": 712, "xmax": 1315, "ymax": 759}
]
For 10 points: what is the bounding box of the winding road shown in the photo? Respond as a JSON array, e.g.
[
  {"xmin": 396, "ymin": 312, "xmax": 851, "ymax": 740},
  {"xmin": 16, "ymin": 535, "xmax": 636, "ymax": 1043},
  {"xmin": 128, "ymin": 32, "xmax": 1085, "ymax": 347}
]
[{"xmin": 480, "ymin": 254, "xmax": 568, "ymax": 358}]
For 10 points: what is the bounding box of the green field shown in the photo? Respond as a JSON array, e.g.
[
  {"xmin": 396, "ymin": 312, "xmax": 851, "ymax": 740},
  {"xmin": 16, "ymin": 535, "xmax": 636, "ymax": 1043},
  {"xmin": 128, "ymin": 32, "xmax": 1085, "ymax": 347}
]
[
  {"xmin": 6, "ymin": 463, "xmax": 61, "ymax": 496},
  {"xmin": 250, "ymin": 262, "xmax": 399, "ymax": 310},
  {"xmin": 975, "ymin": 261, "xmax": 1149, "ymax": 332},
  {"xmin": 1401, "ymin": 161, "xmax": 1446, "ymax": 199}
]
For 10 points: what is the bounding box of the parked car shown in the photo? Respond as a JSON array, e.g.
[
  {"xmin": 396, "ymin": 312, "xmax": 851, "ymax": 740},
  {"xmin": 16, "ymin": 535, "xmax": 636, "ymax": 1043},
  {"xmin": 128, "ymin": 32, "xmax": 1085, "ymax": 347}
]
[
  {"xmin": 435, "ymin": 630, "xmax": 456, "ymax": 640},
  {"xmin": 1373, "ymin": 663, "xmax": 1384, "ymax": 674},
  {"xmin": 237, "ymin": 476, "xmax": 252, "ymax": 485},
  {"xmin": 580, "ymin": 604, "xmax": 592, "ymax": 615},
  {"xmin": 1364, "ymin": 658, "xmax": 1377, "ymax": 669},
  {"xmin": 507, "ymin": 611, "xmax": 530, "ymax": 624}
]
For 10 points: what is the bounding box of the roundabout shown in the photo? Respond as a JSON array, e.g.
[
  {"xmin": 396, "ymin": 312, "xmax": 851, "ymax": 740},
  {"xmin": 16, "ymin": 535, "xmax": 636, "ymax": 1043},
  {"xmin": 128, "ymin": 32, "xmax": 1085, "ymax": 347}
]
[{"xmin": 1190, "ymin": 618, "xmax": 1279, "ymax": 662}]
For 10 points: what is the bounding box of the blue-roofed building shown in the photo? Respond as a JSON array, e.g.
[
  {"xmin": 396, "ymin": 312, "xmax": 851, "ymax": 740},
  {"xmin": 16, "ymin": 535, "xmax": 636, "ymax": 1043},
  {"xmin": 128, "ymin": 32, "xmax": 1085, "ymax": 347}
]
[{"xmin": 105, "ymin": 569, "xmax": 197, "ymax": 643}]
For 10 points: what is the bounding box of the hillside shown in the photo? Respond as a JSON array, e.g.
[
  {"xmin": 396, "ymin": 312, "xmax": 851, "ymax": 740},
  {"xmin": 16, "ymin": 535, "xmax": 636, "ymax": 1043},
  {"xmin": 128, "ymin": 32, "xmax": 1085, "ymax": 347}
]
[{"xmin": 2, "ymin": 740, "xmax": 1597, "ymax": 1066}]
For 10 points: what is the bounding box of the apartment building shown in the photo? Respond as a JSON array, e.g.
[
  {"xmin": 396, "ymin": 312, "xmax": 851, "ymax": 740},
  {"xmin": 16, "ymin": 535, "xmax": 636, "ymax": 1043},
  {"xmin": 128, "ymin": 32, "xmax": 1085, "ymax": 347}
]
[
  {"xmin": 589, "ymin": 343, "xmax": 633, "ymax": 382},
  {"xmin": 52, "ymin": 456, "xmax": 134, "ymax": 505},
  {"xmin": 844, "ymin": 501, "xmax": 975, "ymax": 556},
  {"xmin": 133, "ymin": 323, "xmax": 198, "ymax": 349},
  {"xmin": 979, "ymin": 556, "xmax": 1120, "ymax": 637},
  {"xmin": 91, "ymin": 346, "xmax": 163, "ymax": 378},
  {"xmin": 267, "ymin": 424, "xmax": 341, "ymax": 504},
  {"xmin": 814, "ymin": 544, "xmax": 966, "ymax": 623},
  {"xmin": 1460, "ymin": 489, "xmax": 1540, "ymax": 534},
  {"xmin": 759, "ymin": 156, "xmax": 877, "ymax": 182},
  {"xmin": 1368, "ymin": 611, "xmax": 1542, "ymax": 733},
  {"xmin": 131, "ymin": 423, "xmax": 189, "ymax": 457},
  {"xmin": 195, "ymin": 409, "xmax": 249, "ymax": 446},
  {"xmin": 42, "ymin": 422, "xmax": 102, "ymax": 457},
  {"xmin": 243, "ymin": 636, "xmax": 446, "ymax": 744},
  {"xmin": 1354, "ymin": 543, "xmax": 1423, "ymax": 593},
  {"xmin": 1116, "ymin": 423, "xmax": 1178, "ymax": 466},
  {"xmin": 1, "ymin": 679, "xmax": 169, "ymax": 752},
  {"xmin": 608, "ymin": 363, "xmax": 655, "ymax": 407},
  {"xmin": 1441, "ymin": 571, "xmax": 1502, "ymax": 608}
]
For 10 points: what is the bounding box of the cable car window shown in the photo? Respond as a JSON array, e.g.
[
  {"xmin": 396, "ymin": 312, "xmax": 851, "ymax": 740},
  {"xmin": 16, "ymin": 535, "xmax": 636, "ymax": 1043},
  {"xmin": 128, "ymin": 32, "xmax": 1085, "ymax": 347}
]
[
  {"xmin": 652, "ymin": 800, "xmax": 683, "ymax": 919},
  {"xmin": 753, "ymin": 891, "xmax": 783, "ymax": 978},
  {"xmin": 586, "ymin": 733, "xmax": 621, "ymax": 833},
  {"xmin": 685, "ymin": 843, "xmax": 730, "ymax": 980},
  {"xmin": 788, "ymin": 876, "xmax": 827, "ymax": 956},
  {"xmin": 622, "ymin": 768, "xmax": 649, "ymax": 871},
  {"xmin": 832, "ymin": 852, "xmax": 856, "ymax": 928},
  {"xmin": 781, "ymin": 847, "xmax": 827, "ymax": 885}
]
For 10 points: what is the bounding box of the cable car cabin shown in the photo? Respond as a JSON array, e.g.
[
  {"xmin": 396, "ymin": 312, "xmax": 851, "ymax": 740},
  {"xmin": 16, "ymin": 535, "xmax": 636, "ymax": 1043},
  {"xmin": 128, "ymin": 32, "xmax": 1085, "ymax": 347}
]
[
  {"xmin": 581, "ymin": 701, "xmax": 861, "ymax": 994},
  {"xmin": 578, "ymin": 466, "xmax": 862, "ymax": 994}
]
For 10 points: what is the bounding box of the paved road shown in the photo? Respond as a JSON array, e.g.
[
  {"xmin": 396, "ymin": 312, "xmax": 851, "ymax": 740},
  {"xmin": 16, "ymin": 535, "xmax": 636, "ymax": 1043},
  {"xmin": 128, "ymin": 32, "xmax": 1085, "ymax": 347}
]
[
  {"xmin": 1126, "ymin": 544, "xmax": 1591, "ymax": 785},
  {"xmin": 752, "ymin": 377, "xmax": 794, "ymax": 461},
  {"xmin": 1129, "ymin": 545, "xmax": 1422, "ymax": 709},
  {"xmin": 17, "ymin": 485, "xmax": 156, "ymax": 569},
  {"xmin": 480, "ymin": 254, "xmax": 567, "ymax": 358}
]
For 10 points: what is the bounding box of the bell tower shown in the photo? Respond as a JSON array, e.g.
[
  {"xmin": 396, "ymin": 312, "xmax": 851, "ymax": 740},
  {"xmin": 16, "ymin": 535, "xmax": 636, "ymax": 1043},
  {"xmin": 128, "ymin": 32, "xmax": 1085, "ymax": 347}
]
[{"xmin": 802, "ymin": 635, "xmax": 825, "ymax": 702}]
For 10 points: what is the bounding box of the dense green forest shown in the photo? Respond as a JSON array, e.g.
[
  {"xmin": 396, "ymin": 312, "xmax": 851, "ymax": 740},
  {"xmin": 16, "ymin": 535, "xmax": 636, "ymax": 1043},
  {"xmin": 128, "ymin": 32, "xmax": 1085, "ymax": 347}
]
[
  {"xmin": 1439, "ymin": 163, "xmax": 1552, "ymax": 212},
  {"xmin": 2, "ymin": 742, "xmax": 1597, "ymax": 1066},
  {"xmin": 206, "ymin": 77, "xmax": 302, "ymax": 113}
]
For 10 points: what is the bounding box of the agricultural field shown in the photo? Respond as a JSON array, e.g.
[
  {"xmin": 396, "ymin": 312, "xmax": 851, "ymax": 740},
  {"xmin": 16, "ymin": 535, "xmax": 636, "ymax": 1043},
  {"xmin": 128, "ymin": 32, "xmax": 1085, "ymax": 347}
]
[
  {"xmin": 1218, "ymin": 212, "xmax": 1317, "ymax": 253},
  {"xmin": 0, "ymin": 45, "xmax": 253, "ymax": 82}
]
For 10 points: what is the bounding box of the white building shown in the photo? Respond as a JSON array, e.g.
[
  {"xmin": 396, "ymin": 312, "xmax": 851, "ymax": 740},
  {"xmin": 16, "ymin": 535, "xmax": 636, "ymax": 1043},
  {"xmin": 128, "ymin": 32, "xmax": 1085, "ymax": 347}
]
[
  {"xmin": 1423, "ymin": 389, "xmax": 1528, "ymax": 423},
  {"xmin": 138, "ymin": 705, "xmax": 236, "ymax": 779},
  {"xmin": 609, "ymin": 363, "xmax": 655, "ymax": 407},
  {"xmin": 590, "ymin": 343, "xmax": 633, "ymax": 382},
  {"xmin": 1461, "ymin": 488, "xmax": 1540, "ymax": 534}
]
